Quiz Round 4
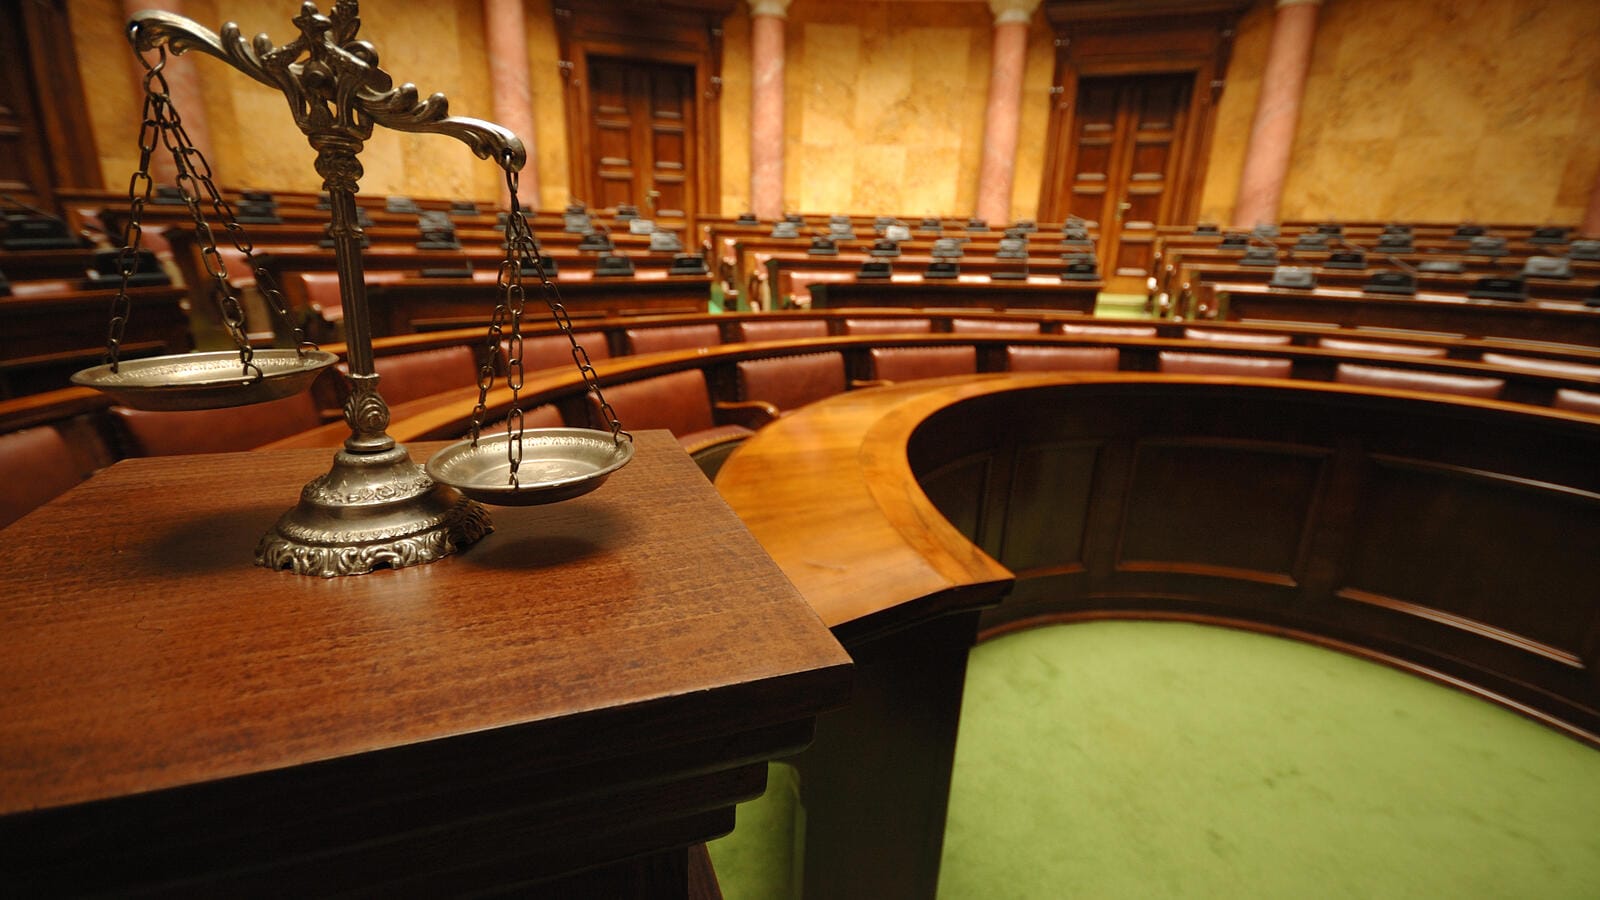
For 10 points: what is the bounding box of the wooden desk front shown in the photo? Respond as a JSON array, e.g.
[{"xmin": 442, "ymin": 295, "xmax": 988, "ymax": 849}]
[
  {"xmin": 0, "ymin": 432, "xmax": 851, "ymax": 895},
  {"xmin": 808, "ymin": 277, "xmax": 1101, "ymax": 313}
]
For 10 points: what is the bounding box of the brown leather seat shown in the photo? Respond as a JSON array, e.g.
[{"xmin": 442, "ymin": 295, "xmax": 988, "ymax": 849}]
[
  {"xmin": 112, "ymin": 391, "xmax": 325, "ymax": 456},
  {"xmin": 866, "ymin": 345, "xmax": 978, "ymax": 383},
  {"xmin": 339, "ymin": 345, "xmax": 478, "ymax": 406},
  {"xmin": 1058, "ymin": 322, "xmax": 1157, "ymax": 337},
  {"xmin": 1317, "ymin": 337, "xmax": 1448, "ymax": 358},
  {"xmin": 1183, "ymin": 328, "xmax": 1293, "ymax": 345},
  {"xmin": 0, "ymin": 427, "xmax": 90, "ymax": 530},
  {"xmin": 1478, "ymin": 353, "xmax": 1600, "ymax": 380},
  {"xmin": 478, "ymin": 404, "xmax": 567, "ymax": 434},
  {"xmin": 1005, "ymin": 346, "xmax": 1120, "ymax": 372},
  {"xmin": 1159, "ymin": 351, "xmax": 1293, "ymax": 378},
  {"xmin": 737, "ymin": 352, "xmax": 847, "ymax": 412},
  {"xmin": 517, "ymin": 331, "xmax": 612, "ymax": 372},
  {"xmin": 842, "ymin": 317, "xmax": 933, "ymax": 335},
  {"xmin": 624, "ymin": 323, "xmax": 721, "ymax": 355},
  {"xmin": 585, "ymin": 369, "xmax": 758, "ymax": 475},
  {"xmin": 1554, "ymin": 389, "xmax": 1600, "ymax": 415},
  {"xmin": 949, "ymin": 318, "xmax": 1041, "ymax": 335},
  {"xmin": 732, "ymin": 318, "xmax": 830, "ymax": 342},
  {"xmin": 1334, "ymin": 363, "xmax": 1504, "ymax": 398}
]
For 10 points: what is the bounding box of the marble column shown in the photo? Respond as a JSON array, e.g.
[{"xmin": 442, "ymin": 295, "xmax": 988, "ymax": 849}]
[
  {"xmin": 483, "ymin": 0, "xmax": 540, "ymax": 208},
  {"xmin": 749, "ymin": 0, "xmax": 791, "ymax": 220},
  {"xmin": 123, "ymin": 0, "xmax": 215, "ymax": 187},
  {"xmin": 1583, "ymin": 163, "xmax": 1600, "ymax": 237},
  {"xmin": 1231, "ymin": 0, "xmax": 1323, "ymax": 229},
  {"xmin": 975, "ymin": 0, "xmax": 1039, "ymax": 226}
]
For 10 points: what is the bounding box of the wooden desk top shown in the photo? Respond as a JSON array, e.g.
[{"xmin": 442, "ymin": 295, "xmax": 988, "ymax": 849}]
[{"xmin": 0, "ymin": 431, "xmax": 849, "ymax": 816}]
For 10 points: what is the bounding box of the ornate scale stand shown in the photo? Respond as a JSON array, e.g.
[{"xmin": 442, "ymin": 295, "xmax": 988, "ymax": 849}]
[{"xmin": 74, "ymin": 1, "xmax": 631, "ymax": 577}]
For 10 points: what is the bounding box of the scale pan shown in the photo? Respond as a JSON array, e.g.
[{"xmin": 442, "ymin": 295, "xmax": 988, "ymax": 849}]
[
  {"xmin": 71, "ymin": 349, "xmax": 339, "ymax": 411},
  {"xmin": 426, "ymin": 428, "xmax": 634, "ymax": 506}
]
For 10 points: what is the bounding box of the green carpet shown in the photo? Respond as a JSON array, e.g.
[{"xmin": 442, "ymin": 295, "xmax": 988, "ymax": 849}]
[
  {"xmin": 1093, "ymin": 292, "xmax": 1150, "ymax": 319},
  {"xmin": 710, "ymin": 621, "xmax": 1600, "ymax": 899}
]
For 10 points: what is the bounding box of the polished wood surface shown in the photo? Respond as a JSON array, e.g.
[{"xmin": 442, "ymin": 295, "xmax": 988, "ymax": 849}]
[
  {"xmin": 0, "ymin": 432, "xmax": 850, "ymax": 894},
  {"xmin": 808, "ymin": 279, "xmax": 1101, "ymax": 313},
  {"xmin": 1212, "ymin": 282, "xmax": 1600, "ymax": 347},
  {"xmin": 365, "ymin": 276, "xmax": 713, "ymax": 335},
  {"xmin": 715, "ymin": 372, "xmax": 1600, "ymax": 897}
]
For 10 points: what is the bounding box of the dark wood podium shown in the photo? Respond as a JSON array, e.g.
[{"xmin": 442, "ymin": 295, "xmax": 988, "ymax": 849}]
[{"xmin": 0, "ymin": 431, "xmax": 851, "ymax": 896}]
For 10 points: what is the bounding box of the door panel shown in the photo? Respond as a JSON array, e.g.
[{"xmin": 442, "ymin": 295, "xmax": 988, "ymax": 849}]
[
  {"xmin": 585, "ymin": 57, "xmax": 696, "ymax": 224},
  {"xmin": 1061, "ymin": 73, "xmax": 1193, "ymax": 292}
]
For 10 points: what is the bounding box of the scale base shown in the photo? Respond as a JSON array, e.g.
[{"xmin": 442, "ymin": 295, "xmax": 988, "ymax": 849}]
[{"xmin": 256, "ymin": 445, "xmax": 492, "ymax": 577}]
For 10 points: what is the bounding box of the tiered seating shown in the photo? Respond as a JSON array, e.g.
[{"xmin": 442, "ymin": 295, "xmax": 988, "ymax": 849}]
[{"xmin": 9, "ymin": 308, "xmax": 1600, "ymax": 532}]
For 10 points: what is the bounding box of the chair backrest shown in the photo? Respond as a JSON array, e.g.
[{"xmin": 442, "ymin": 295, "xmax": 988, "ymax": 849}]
[
  {"xmin": 1183, "ymin": 328, "xmax": 1293, "ymax": 345},
  {"xmin": 1058, "ymin": 322, "xmax": 1157, "ymax": 338},
  {"xmin": 1159, "ymin": 351, "xmax": 1293, "ymax": 378},
  {"xmin": 737, "ymin": 352, "xmax": 848, "ymax": 411},
  {"xmin": 1554, "ymin": 388, "xmax": 1600, "ymax": 415},
  {"xmin": 842, "ymin": 317, "xmax": 933, "ymax": 335},
  {"xmin": 732, "ymin": 318, "xmax": 830, "ymax": 342},
  {"xmin": 519, "ymin": 331, "xmax": 612, "ymax": 371},
  {"xmin": 341, "ymin": 345, "xmax": 478, "ymax": 406},
  {"xmin": 1317, "ymin": 337, "xmax": 1448, "ymax": 358},
  {"xmin": 1478, "ymin": 353, "xmax": 1600, "ymax": 380},
  {"xmin": 0, "ymin": 426, "xmax": 88, "ymax": 530},
  {"xmin": 1334, "ymin": 363, "xmax": 1504, "ymax": 398},
  {"xmin": 867, "ymin": 345, "xmax": 978, "ymax": 382},
  {"xmin": 480, "ymin": 403, "xmax": 567, "ymax": 434},
  {"xmin": 1005, "ymin": 345, "xmax": 1120, "ymax": 373},
  {"xmin": 111, "ymin": 391, "xmax": 325, "ymax": 456},
  {"xmin": 949, "ymin": 318, "xmax": 1041, "ymax": 335},
  {"xmin": 624, "ymin": 323, "xmax": 721, "ymax": 355},
  {"xmin": 586, "ymin": 368, "xmax": 715, "ymax": 436}
]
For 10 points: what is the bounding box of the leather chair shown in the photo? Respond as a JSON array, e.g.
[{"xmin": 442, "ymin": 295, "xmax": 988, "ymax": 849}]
[
  {"xmin": 111, "ymin": 391, "xmax": 326, "ymax": 457},
  {"xmin": 1554, "ymin": 389, "xmax": 1600, "ymax": 415},
  {"xmin": 1005, "ymin": 346, "xmax": 1120, "ymax": 373},
  {"xmin": 1159, "ymin": 351, "xmax": 1293, "ymax": 378},
  {"xmin": 731, "ymin": 318, "xmax": 829, "ymax": 342},
  {"xmin": 339, "ymin": 345, "xmax": 478, "ymax": 407},
  {"xmin": 477, "ymin": 404, "xmax": 567, "ymax": 435},
  {"xmin": 860, "ymin": 345, "xmax": 978, "ymax": 386},
  {"xmin": 286, "ymin": 271, "xmax": 406, "ymax": 342},
  {"xmin": 1317, "ymin": 337, "xmax": 1448, "ymax": 358},
  {"xmin": 0, "ymin": 427, "xmax": 90, "ymax": 530},
  {"xmin": 1058, "ymin": 322, "xmax": 1157, "ymax": 338},
  {"xmin": 737, "ymin": 352, "xmax": 848, "ymax": 413},
  {"xmin": 950, "ymin": 318, "xmax": 1041, "ymax": 335},
  {"xmin": 1334, "ymin": 363, "xmax": 1504, "ymax": 398},
  {"xmin": 1478, "ymin": 353, "xmax": 1600, "ymax": 380},
  {"xmin": 624, "ymin": 323, "xmax": 721, "ymax": 355},
  {"xmin": 513, "ymin": 331, "xmax": 612, "ymax": 373},
  {"xmin": 585, "ymin": 368, "xmax": 772, "ymax": 476},
  {"xmin": 1183, "ymin": 327, "xmax": 1293, "ymax": 345},
  {"xmin": 842, "ymin": 317, "xmax": 933, "ymax": 335}
]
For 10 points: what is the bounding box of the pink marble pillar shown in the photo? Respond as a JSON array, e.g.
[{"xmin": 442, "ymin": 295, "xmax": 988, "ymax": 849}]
[
  {"xmin": 1583, "ymin": 162, "xmax": 1600, "ymax": 237},
  {"xmin": 483, "ymin": 0, "xmax": 540, "ymax": 208},
  {"xmin": 975, "ymin": 0, "xmax": 1039, "ymax": 226},
  {"xmin": 1231, "ymin": 0, "xmax": 1323, "ymax": 229},
  {"xmin": 749, "ymin": 0, "xmax": 791, "ymax": 220},
  {"xmin": 123, "ymin": 0, "xmax": 215, "ymax": 187}
]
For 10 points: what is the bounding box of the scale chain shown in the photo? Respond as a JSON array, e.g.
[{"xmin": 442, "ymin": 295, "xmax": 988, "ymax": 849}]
[
  {"xmin": 467, "ymin": 164, "xmax": 630, "ymax": 489},
  {"xmin": 104, "ymin": 50, "xmax": 169, "ymax": 371},
  {"xmin": 156, "ymin": 91, "xmax": 259, "ymax": 378}
]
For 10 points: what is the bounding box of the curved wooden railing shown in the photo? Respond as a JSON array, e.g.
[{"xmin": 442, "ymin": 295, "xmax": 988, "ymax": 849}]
[{"xmin": 712, "ymin": 371, "xmax": 1600, "ymax": 897}]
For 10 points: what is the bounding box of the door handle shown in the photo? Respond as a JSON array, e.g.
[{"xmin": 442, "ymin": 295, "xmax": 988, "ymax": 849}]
[
  {"xmin": 1115, "ymin": 200, "xmax": 1132, "ymax": 223},
  {"xmin": 646, "ymin": 189, "xmax": 660, "ymax": 213}
]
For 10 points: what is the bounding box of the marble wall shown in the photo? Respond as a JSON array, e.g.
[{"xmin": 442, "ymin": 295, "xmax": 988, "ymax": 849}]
[
  {"xmin": 70, "ymin": 0, "xmax": 510, "ymax": 204},
  {"xmin": 65, "ymin": 0, "xmax": 1600, "ymax": 224},
  {"xmin": 1200, "ymin": 0, "xmax": 1600, "ymax": 225}
]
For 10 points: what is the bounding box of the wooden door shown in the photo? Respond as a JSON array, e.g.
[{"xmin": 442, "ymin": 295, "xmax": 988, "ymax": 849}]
[
  {"xmin": 0, "ymin": 2, "xmax": 59, "ymax": 215},
  {"xmin": 1061, "ymin": 74, "xmax": 1193, "ymax": 293},
  {"xmin": 586, "ymin": 57, "xmax": 696, "ymax": 224}
]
